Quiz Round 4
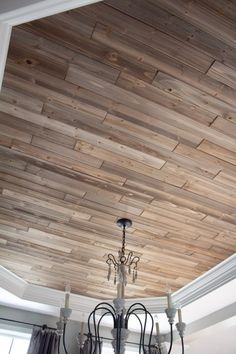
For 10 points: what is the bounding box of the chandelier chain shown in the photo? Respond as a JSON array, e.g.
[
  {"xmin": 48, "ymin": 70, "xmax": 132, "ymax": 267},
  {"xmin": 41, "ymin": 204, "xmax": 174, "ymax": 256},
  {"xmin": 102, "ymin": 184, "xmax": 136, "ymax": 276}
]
[{"xmin": 121, "ymin": 225, "xmax": 126, "ymax": 256}]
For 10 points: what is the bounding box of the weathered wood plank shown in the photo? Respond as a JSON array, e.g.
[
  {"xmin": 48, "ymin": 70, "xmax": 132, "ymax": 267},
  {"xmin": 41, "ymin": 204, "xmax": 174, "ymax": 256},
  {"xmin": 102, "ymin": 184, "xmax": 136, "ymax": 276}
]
[
  {"xmin": 71, "ymin": 54, "xmax": 120, "ymax": 84},
  {"xmin": 106, "ymin": 0, "xmax": 236, "ymax": 64},
  {"xmin": 210, "ymin": 116, "xmax": 236, "ymax": 139},
  {"xmin": 19, "ymin": 21, "xmax": 157, "ymax": 84},
  {"xmin": 207, "ymin": 61, "xmax": 236, "ymax": 90},
  {"xmin": 151, "ymin": 0, "xmax": 236, "ymax": 49},
  {"xmin": 8, "ymin": 40, "xmax": 68, "ymax": 79},
  {"xmin": 0, "ymin": 1, "xmax": 235, "ymax": 299},
  {"xmin": 81, "ymin": 3, "xmax": 213, "ymax": 72},
  {"xmin": 66, "ymin": 65, "xmax": 236, "ymax": 153},
  {"xmin": 103, "ymin": 113, "xmax": 178, "ymax": 151},
  {"xmin": 92, "ymin": 22, "xmax": 236, "ymax": 109},
  {"xmin": 117, "ymin": 72, "xmax": 216, "ymax": 126},
  {"xmin": 107, "ymin": 104, "xmax": 203, "ymax": 148},
  {"xmin": 0, "ymin": 110, "xmax": 76, "ymax": 149},
  {"xmin": 0, "ymin": 86, "xmax": 43, "ymax": 113},
  {"xmin": 198, "ymin": 140, "xmax": 236, "ymax": 166},
  {"xmin": 153, "ymin": 71, "xmax": 236, "ymax": 119}
]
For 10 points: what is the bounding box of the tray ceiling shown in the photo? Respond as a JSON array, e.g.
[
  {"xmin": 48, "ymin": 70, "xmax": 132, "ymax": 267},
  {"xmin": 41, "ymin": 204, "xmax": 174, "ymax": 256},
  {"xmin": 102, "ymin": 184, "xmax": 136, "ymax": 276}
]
[{"xmin": 0, "ymin": 0, "xmax": 235, "ymax": 299}]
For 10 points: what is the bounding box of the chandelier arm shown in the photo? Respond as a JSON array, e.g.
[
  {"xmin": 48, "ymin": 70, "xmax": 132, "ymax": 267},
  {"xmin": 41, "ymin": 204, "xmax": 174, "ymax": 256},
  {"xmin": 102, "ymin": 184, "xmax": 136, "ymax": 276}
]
[
  {"xmin": 147, "ymin": 310, "xmax": 154, "ymax": 352},
  {"xmin": 125, "ymin": 251, "xmax": 133, "ymax": 265},
  {"xmin": 57, "ymin": 335, "xmax": 61, "ymax": 354},
  {"xmin": 96, "ymin": 311, "xmax": 111, "ymax": 354},
  {"xmin": 87, "ymin": 314, "xmax": 93, "ymax": 354},
  {"xmin": 126, "ymin": 302, "xmax": 148, "ymax": 317},
  {"xmin": 130, "ymin": 256, "xmax": 140, "ymax": 266},
  {"xmin": 88, "ymin": 307, "xmax": 116, "ymax": 331},
  {"xmin": 62, "ymin": 323, "xmax": 69, "ymax": 354},
  {"xmin": 125, "ymin": 306, "xmax": 154, "ymax": 354},
  {"xmin": 106, "ymin": 254, "xmax": 118, "ymax": 267},
  {"xmin": 87, "ymin": 310, "xmax": 99, "ymax": 354},
  {"xmin": 87, "ymin": 305, "xmax": 117, "ymax": 353},
  {"xmin": 129, "ymin": 313, "xmax": 143, "ymax": 354},
  {"xmin": 97, "ymin": 310, "xmax": 112, "ymax": 328},
  {"xmin": 167, "ymin": 323, "xmax": 173, "ymax": 354},
  {"xmin": 126, "ymin": 308, "xmax": 153, "ymax": 354},
  {"xmin": 181, "ymin": 336, "xmax": 184, "ymax": 354},
  {"xmin": 92, "ymin": 309, "xmax": 98, "ymax": 354},
  {"xmin": 142, "ymin": 309, "xmax": 148, "ymax": 354},
  {"xmin": 93, "ymin": 302, "xmax": 117, "ymax": 317}
]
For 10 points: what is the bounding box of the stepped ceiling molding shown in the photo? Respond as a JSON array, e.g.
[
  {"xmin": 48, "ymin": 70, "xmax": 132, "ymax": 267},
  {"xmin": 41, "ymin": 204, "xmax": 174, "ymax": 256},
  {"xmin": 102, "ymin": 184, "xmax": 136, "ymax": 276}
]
[
  {"xmin": 0, "ymin": 256, "xmax": 236, "ymax": 337},
  {"xmin": 0, "ymin": 0, "xmax": 236, "ymax": 300}
]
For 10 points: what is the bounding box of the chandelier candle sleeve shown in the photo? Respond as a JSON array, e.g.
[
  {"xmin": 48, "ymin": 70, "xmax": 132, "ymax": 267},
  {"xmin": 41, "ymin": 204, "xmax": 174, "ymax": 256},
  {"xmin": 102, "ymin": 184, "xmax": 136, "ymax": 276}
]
[
  {"xmin": 178, "ymin": 308, "xmax": 183, "ymax": 324},
  {"xmin": 155, "ymin": 322, "xmax": 160, "ymax": 336},
  {"xmin": 80, "ymin": 321, "xmax": 84, "ymax": 335},
  {"xmin": 167, "ymin": 290, "xmax": 173, "ymax": 309},
  {"xmin": 64, "ymin": 284, "xmax": 71, "ymax": 309}
]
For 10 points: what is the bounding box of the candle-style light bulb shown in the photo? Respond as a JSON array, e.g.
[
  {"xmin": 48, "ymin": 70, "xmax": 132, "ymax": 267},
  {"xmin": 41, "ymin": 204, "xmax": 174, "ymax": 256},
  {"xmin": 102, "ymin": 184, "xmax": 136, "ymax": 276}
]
[{"xmin": 65, "ymin": 284, "xmax": 71, "ymax": 309}]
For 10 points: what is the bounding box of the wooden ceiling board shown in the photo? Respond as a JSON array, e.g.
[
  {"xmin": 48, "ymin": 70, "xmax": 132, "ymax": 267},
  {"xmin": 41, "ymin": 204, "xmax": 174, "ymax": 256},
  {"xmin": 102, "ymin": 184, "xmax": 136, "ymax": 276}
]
[{"xmin": 0, "ymin": 0, "xmax": 235, "ymax": 299}]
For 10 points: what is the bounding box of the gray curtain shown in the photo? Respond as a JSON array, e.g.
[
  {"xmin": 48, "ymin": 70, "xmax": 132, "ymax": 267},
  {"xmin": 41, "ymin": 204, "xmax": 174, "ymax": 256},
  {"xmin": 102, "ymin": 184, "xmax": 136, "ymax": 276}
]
[{"xmin": 27, "ymin": 327, "xmax": 59, "ymax": 354}]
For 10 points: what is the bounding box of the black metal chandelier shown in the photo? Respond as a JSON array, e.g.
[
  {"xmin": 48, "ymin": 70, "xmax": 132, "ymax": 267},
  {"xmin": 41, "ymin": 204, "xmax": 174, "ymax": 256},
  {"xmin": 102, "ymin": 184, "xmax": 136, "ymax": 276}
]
[{"xmin": 57, "ymin": 218, "xmax": 186, "ymax": 354}]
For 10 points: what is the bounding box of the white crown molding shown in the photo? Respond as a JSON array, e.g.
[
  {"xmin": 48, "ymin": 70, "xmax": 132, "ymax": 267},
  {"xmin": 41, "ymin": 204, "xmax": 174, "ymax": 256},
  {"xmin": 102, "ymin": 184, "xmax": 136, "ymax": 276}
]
[
  {"xmin": 0, "ymin": 254, "xmax": 235, "ymax": 314},
  {"xmin": 0, "ymin": 0, "xmax": 101, "ymax": 25},
  {"xmin": 173, "ymin": 253, "xmax": 236, "ymax": 307},
  {"xmin": 184, "ymin": 301, "xmax": 236, "ymax": 338},
  {"xmin": 0, "ymin": 0, "xmax": 101, "ymax": 91},
  {"xmin": 23, "ymin": 283, "xmax": 100, "ymax": 313},
  {"xmin": 122, "ymin": 253, "xmax": 236, "ymax": 312},
  {"xmin": 0, "ymin": 265, "xmax": 27, "ymax": 298},
  {"xmin": 0, "ymin": 22, "xmax": 12, "ymax": 92}
]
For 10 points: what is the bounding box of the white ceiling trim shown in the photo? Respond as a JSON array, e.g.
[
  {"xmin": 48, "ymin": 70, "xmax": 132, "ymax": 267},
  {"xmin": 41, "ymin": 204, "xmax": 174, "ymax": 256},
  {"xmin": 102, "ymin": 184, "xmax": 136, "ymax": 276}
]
[
  {"xmin": 0, "ymin": 0, "xmax": 101, "ymax": 90},
  {"xmin": 0, "ymin": 265, "xmax": 27, "ymax": 298},
  {"xmin": 0, "ymin": 22, "xmax": 12, "ymax": 92},
  {"xmin": 0, "ymin": 0, "xmax": 101, "ymax": 25},
  {"xmin": 125, "ymin": 253, "xmax": 236, "ymax": 312},
  {"xmin": 0, "ymin": 254, "xmax": 235, "ymax": 314},
  {"xmin": 173, "ymin": 252, "xmax": 236, "ymax": 307}
]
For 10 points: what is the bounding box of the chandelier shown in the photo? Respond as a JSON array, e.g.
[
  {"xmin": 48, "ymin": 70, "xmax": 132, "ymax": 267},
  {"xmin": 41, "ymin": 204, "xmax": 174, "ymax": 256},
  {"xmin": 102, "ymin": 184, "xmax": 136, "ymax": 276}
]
[
  {"xmin": 57, "ymin": 218, "xmax": 186, "ymax": 354},
  {"xmin": 106, "ymin": 218, "xmax": 140, "ymax": 288}
]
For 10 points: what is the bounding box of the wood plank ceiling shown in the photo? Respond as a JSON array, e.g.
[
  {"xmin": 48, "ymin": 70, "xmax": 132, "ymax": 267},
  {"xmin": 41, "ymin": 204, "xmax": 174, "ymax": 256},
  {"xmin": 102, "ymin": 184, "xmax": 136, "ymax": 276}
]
[{"xmin": 0, "ymin": 0, "xmax": 236, "ymax": 299}]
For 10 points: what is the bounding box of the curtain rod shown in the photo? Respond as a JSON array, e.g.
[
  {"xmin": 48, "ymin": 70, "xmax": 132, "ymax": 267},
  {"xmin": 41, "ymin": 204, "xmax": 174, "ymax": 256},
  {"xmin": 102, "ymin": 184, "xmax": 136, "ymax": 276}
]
[
  {"xmin": 86, "ymin": 333, "xmax": 156, "ymax": 348},
  {"xmin": 0, "ymin": 317, "xmax": 57, "ymax": 330},
  {"xmin": 0, "ymin": 318, "xmax": 155, "ymax": 347}
]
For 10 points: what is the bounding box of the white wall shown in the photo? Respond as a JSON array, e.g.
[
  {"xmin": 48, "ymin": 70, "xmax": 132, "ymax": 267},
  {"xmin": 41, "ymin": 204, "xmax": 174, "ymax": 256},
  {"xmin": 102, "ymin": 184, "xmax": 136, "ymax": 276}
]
[{"xmin": 185, "ymin": 316, "xmax": 236, "ymax": 354}]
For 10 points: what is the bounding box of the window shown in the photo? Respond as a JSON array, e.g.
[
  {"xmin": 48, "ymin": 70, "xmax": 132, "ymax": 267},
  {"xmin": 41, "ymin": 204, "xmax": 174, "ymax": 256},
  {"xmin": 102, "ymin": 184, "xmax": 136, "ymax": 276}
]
[{"xmin": 0, "ymin": 329, "xmax": 31, "ymax": 354}]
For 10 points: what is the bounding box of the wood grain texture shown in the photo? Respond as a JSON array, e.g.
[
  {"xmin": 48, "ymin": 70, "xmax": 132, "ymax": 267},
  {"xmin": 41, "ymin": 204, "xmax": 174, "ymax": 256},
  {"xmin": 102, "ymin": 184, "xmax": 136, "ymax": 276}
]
[{"xmin": 0, "ymin": 0, "xmax": 235, "ymax": 299}]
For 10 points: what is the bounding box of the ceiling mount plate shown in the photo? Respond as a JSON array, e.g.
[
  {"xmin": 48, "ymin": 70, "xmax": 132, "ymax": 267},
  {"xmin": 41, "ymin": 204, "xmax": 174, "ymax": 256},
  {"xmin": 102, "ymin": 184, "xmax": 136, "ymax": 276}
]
[{"xmin": 116, "ymin": 218, "xmax": 132, "ymax": 229}]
